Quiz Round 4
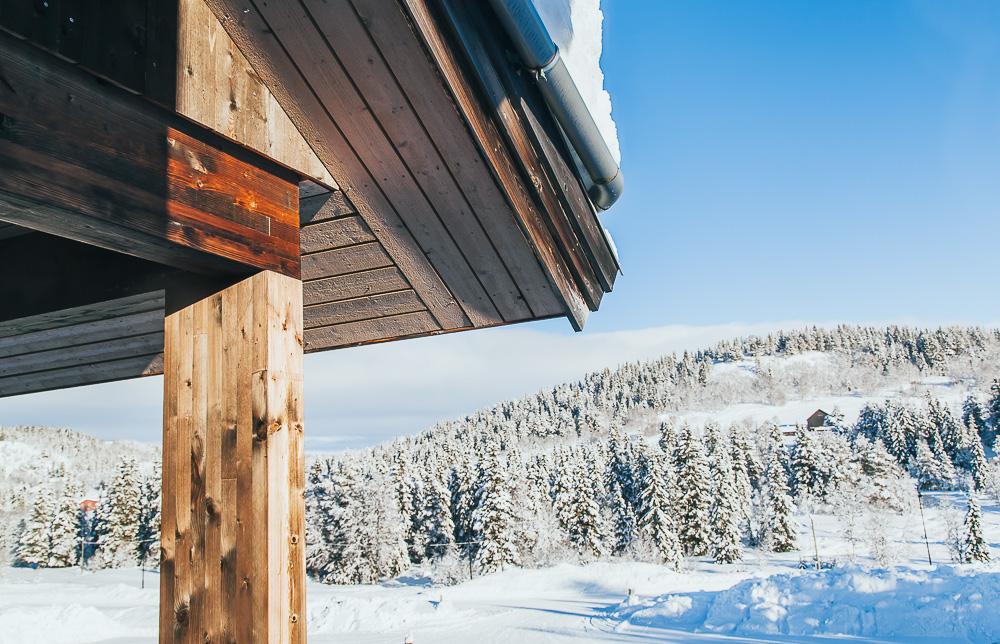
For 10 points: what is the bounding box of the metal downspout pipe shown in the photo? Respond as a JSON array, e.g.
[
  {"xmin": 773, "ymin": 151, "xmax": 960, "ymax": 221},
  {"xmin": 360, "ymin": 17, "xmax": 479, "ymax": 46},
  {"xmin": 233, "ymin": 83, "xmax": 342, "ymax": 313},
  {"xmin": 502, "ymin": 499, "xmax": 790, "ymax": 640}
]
[{"xmin": 487, "ymin": 0, "xmax": 624, "ymax": 210}]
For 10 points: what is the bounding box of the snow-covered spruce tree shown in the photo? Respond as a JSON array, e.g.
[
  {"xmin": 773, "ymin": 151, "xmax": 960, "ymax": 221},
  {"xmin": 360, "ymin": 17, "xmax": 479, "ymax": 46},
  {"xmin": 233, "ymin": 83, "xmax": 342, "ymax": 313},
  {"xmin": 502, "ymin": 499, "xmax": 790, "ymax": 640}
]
[
  {"xmin": 94, "ymin": 457, "xmax": 143, "ymax": 567},
  {"xmin": 565, "ymin": 448, "xmax": 607, "ymax": 560},
  {"xmin": 988, "ymin": 379, "xmax": 1000, "ymax": 431},
  {"xmin": 963, "ymin": 496, "xmax": 990, "ymax": 563},
  {"xmin": 968, "ymin": 420, "xmax": 989, "ymax": 491},
  {"xmin": 675, "ymin": 424, "xmax": 712, "ymax": 556},
  {"xmin": 928, "ymin": 430, "xmax": 958, "ymax": 489},
  {"xmin": 912, "ymin": 438, "xmax": 949, "ymax": 490},
  {"xmin": 635, "ymin": 447, "xmax": 681, "ymax": 568},
  {"xmin": 657, "ymin": 421, "xmax": 678, "ymax": 461},
  {"xmin": 732, "ymin": 425, "xmax": 762, "ymax": 490},
  {"xmin": 791, "ymin": 425, "xmax": 826, "ymax": 500},
  {"xmin": 337, "ymin": 464, "xmax": 409, "ymax": 584},
  {"xmin": 928, "ymin": 396, "xmax": 963, "ymax": 462},
  {"xmin": 709, "ymin": 442, "xmax": 743, "ymax": 563},
  {"xmin": 472, "ymin": 442, "xmax": 520, "ymax": 573},
  {"xmin": 305, "ymin": 459, "xmax": 340, "ymax": 580},
  {"xmin": 962, "ymin": 394, "xmax": 986, "ymax": 437},
  {"xmin": 135, "ymin": 462, "xmax": 161, "ymax": 565},
  {"xmin": 729, "ymin": 433, "xmax": 753, "ymax": 523},
  {"xmin": 49, "ymin": 477, "xmax": 83, "ymax": 567},
  {"xmin": 764, "ymin": 448, "xmax": 797, "ymax": 553},
  {"xmin": 606, "ymin": 429, "xmax": 638, "ymax": 555},
  {"xmin": 390, "ymin": 454, "xmax": 419, "ymax": 563},
  {"xmin": 15, "ymin": 490, "xmax": 55, "ymax": 567},
  {"xmin": 449, "ymin": 457, "xmax": 477, "ymax": 558},
  {"xmin": 417, "ymin": 469, "xmax": 456, "ymax": 561},
  {"xmin": 856, "ymin": 438, "xmax": 909, "ymax": 511}
]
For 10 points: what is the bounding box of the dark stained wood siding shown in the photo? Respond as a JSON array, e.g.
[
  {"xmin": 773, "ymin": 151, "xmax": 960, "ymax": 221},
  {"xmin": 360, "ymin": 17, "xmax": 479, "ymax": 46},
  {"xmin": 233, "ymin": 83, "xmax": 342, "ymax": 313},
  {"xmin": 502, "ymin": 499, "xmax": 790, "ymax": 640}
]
[
  {"xmin": 298, "ymin": 188, "xmax": 443, "ymax": 352},
  {"xmin": 0, "ymin": 292, "xmax": 164, "ymax": 398},
  {"xmin": 0, "ymin": 0, "xmax": 334, "ymax": 185},
  {"xmin": 0, "ymin": 33, "xmax": 302, "ymax": 277},
  {"xmin": 206, "ymin": 0, "xmax": 576, "ymax": 336}
]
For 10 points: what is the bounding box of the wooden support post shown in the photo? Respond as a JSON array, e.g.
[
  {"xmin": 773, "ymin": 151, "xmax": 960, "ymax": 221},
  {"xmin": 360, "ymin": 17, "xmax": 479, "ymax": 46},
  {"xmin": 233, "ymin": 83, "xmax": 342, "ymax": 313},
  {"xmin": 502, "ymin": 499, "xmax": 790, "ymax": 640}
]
[{"xmin": 161, "ymin": 271, "xmax": 305, "ymax": 643}]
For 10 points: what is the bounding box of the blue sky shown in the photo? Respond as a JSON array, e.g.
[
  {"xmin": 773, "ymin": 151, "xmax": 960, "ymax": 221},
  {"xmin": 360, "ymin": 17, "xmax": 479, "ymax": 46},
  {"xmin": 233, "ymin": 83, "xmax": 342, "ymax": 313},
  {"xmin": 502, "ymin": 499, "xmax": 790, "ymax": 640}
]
[
  {"xmin": 585, "ymin": 0, "xmax": 1000, "ymax": 332},
  {"xmin": 2, "ymin": 1, "xmax": 999, "ymax": 445}
]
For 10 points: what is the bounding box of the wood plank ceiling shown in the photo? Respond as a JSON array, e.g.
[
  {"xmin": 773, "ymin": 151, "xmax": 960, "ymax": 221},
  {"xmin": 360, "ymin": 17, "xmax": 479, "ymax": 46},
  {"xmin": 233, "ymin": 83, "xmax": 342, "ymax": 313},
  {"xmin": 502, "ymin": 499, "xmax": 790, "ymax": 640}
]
[
  {"xmin": 0, "ymin": 0, "xmax": 620, "ymax": 396},
  {"xmin": 207, "ymin": 0, "xmax": 617, "ymax": 346}
]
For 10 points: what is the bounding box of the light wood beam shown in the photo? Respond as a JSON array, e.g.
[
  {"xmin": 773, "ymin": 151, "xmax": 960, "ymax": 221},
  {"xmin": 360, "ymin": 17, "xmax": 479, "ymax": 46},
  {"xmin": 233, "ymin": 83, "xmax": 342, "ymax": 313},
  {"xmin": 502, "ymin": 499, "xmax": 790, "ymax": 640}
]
[{"xmin": 161, "ymin": 271, "xmax": 305, "ymax": 643}]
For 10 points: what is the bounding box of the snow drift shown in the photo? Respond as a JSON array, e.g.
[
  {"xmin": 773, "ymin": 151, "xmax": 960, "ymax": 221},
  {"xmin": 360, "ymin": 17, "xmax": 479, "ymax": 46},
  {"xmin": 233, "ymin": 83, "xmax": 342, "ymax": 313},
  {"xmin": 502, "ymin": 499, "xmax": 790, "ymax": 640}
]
[{"xmin": 614, "ymin": 564, "xmax": 1000, "ymax": 641}]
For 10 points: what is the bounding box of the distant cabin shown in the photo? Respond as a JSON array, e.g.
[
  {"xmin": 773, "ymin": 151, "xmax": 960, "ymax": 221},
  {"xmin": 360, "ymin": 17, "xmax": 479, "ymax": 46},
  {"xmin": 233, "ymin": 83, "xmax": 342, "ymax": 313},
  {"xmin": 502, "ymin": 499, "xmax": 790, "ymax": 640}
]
[
  {"xmin": 807, "ymin": 409, "xmax": 830, "ymax": 429},
  {"xmin": 80, "ymin": 499, "xmax": 98, "ymax": 513}
]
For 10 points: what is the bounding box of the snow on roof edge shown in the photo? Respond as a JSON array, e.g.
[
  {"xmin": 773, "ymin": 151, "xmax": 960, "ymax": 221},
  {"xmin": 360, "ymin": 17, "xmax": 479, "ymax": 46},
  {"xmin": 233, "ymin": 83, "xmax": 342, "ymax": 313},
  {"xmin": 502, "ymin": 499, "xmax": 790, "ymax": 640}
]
[{"xmin": 533, "ymin": 0, "xmax": 621, "ymax": 165}]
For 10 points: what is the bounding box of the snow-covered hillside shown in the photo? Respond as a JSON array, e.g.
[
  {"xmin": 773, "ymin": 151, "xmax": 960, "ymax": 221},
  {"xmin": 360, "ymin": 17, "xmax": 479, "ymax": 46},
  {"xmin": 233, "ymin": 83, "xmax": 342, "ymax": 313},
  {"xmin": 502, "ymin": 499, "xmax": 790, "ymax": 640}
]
[
  {"xmin": 0, "ymin": 427, "xmax": 160, "ymax": 567},
  {"xmin": 3, "ymin": 325, "xmax": 1000, "ymax": 642}
]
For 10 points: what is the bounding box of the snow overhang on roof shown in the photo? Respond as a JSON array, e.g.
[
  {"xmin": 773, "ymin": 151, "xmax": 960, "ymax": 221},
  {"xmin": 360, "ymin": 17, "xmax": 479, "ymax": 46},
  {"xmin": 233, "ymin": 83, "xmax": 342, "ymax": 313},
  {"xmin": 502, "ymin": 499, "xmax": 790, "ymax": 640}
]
[{"xmin": 483, "ymin": 0, "xmax": 624, "ymax": 211}]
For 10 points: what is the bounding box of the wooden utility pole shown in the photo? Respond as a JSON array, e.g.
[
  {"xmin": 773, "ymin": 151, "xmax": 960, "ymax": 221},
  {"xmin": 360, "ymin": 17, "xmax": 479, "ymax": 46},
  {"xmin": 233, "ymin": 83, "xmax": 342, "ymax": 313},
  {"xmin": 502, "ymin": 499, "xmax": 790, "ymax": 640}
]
[{"xmin": 160, "ymin": 272, "xmax": 305, "ymax": 643}]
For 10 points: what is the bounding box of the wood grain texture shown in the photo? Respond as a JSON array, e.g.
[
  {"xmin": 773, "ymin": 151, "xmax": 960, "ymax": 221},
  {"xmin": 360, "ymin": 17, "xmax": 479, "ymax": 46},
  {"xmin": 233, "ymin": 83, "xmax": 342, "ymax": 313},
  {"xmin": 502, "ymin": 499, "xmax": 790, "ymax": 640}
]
[
  {"xmin": 304, "ymin": 0, "xmax": 531, "ymax": 322},
  {"xmin": 0, "ymin": 290, "xmax": 165, "ymax": 398},
  {"xmin": 425, "ymin": 0, "xmax": 605, "ymax": 314},
  {"xmin": 205, "ymin": 0, "xmax": 471, "ymax": 331},
  {"xmin": 304, "ymin": 290, "xmax": 424, "ymax": 329},
  {"xmin": 0, "ymin": 233, "xmax": 175, "ymax": 327},
  {"xmin": 0, "ymin": 32, "xmax": 301, "ymax": 277},
  {"xmin": 0, "ymin": 0, "xmax": 333, "ymax": 186},
  {"xmin": 161, "ymin": 270, "xmax": 304, "ymax": 643},
  {"xmin": 301, "ymin": 216, "xmax": 376, "ymax": 254},
  {"xmin": 301, "ymin": 243, "xmax": 394, "ymax": 281},
  {"xmin": 303, "ymin": 266, "xmax": 410, "ymax": 306},
  {"xmin": 303, "ymin": 310, "xmax": 440, "ymax": 352},
  {"xmin": 176, "ymin": 0, "xmax": 335, "ymax": 186},
  {"xmin": 299, "ymin": 189, "xmax": 355, "ymax": 225},
  {"xmin": 250, "ymin": 0, "xmax": 502, "ymax": 326},
  {"xmin": 0, "ymin": 292, "xmax": 164, "ymax": 343},
  {"xmin": 348, "ymin": 0, "xmax": 563, "ymax": 320},
  {"xmin": 400, "ymin": 0, "xmax": 593, "ymax": 328}
]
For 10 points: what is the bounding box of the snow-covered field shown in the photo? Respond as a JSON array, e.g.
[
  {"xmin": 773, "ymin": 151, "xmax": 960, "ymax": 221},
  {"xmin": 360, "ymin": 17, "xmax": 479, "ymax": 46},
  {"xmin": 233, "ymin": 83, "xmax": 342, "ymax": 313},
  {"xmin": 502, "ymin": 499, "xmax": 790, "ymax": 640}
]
[{"xmin": 3, "ymin": 493, "xmax": 998, "ymax": 644}]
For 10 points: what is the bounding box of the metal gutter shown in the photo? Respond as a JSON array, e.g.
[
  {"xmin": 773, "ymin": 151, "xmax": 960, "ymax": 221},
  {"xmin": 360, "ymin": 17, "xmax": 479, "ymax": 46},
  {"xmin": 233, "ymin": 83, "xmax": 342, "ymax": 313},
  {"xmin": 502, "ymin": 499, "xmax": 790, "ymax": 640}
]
[{"xmin": 487, "ymin": 0, "xmax": 623, "ymax": 210}]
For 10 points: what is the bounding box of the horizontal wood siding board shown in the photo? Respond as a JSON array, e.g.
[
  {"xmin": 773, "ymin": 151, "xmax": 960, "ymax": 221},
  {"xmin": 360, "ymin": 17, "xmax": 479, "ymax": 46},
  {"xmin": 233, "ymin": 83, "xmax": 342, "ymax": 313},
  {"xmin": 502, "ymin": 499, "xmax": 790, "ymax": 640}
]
[
  {"xmin": 299, "ymin": 190, "xmax": 355, "ymax": 225},
  {"xmin": 352, "ymin": 0, "xmax": 562, "ymax": 320},
  {"xmin": 303, "ymin": 290, "xmax": 424, "ymax": 329},
  {"xmin": 0, "ymin": 352, "xmax": 164, "ymax": 398},
  {"xmin": 206, "ymin": 0, "xmax": 470, "ymax": 330},
  {"xmin": 0, "ymin": 308, "xmax": 165, "ymax": 359},
  {"xmin": 301, "ymin": 242, "xmax": 394, "ymax": 281},
  {"xmin": 303, "ymin": 266, "xmax": 410, "ymax": 306},
  {"xmin": 303, "ymin": 0, "xmax": 530, "ymax": 322},
  {"xmin": 252, "ymin": 0, "xmax": 501, "ymax": 326},
  {"xmin": 0, "ymin": 331, "xmax": 164, "ymax": 378},
  {"xmin": 0, "ymin": 293, "xmax": 164, "ymax": 343},
  {"xmin": 304, "ymin": 308, "xmax": 564, "ymax": 352},
  {"xmin": 300, "ymin": 216, "xmax": 376, "ymax": 254},
  {"xmin": 401, "ymin": 0, "xmax": 589, "ymax": 328},
  {"xmin": 0, "ymin": 33, "xmax": 301, "ymax": 277},
  {"xmin": 303, "ymin": 310, "xmax": 441, "ymax": 352}
]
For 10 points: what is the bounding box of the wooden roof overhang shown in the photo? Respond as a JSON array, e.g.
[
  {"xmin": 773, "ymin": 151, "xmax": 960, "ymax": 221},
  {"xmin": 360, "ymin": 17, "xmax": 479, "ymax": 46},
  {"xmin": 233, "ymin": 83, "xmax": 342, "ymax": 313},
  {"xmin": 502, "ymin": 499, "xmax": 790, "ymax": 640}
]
[{"xmin": 0, "ymin": 0, "xmax": 619, "ymax": 398}]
